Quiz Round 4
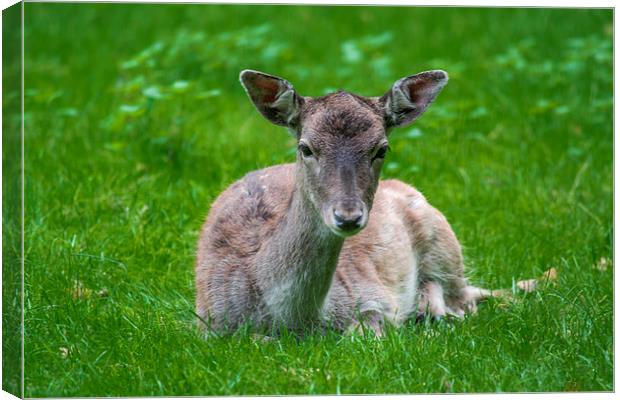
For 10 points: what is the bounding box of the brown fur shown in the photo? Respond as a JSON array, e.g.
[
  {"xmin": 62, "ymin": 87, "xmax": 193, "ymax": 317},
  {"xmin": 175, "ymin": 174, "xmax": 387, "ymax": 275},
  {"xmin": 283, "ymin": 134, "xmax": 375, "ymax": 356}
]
[{"xmin": 195, "ymin": 70, "xmax": 492, "ymax": 335}]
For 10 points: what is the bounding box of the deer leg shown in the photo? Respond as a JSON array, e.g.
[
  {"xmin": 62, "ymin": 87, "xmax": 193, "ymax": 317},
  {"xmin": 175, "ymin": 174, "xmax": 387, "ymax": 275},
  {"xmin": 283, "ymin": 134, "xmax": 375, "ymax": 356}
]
[
  {"xmin": 460, "ymin": 285, "xmax": 494, "ymax": 313},
  {"xmin": 416, "ymin": 250, "xmax": 494, "ymax": 320},
  {"xmin": 417, "ymin": 280, "xmax": 465, "ymax": 321},
  {"xmin": 348, "ymin": 311, "xmax": 385, "ymax": 337},
  {"xmin": 414, "ymin": 215, "xmax": 498, "ymax": 320},
  {"xmin": 346, "ymin": 299, "xmax": 393, "ymax": 337},
  {"xmin": 417, "ymin": 279, "xmax": 503, "ymax": 322}
]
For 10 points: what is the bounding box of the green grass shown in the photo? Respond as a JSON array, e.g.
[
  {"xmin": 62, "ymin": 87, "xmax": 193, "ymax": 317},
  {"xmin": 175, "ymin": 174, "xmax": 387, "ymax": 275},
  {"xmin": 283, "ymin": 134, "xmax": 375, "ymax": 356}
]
[
  {"xmin": 3, "ymin": 4, "xmax": 612, "ymax": 396},
  {"xmin": 3, "ymin": 3, "xmax": 24, "ymax": 396}
]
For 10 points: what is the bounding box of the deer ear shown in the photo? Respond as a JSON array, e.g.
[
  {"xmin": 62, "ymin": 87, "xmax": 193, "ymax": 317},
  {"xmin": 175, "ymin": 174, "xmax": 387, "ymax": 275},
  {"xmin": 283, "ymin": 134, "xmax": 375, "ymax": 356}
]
[
  {"xmin": 382, "ymin": 70, "xmax": 448, "ymax": 128},
  {"xmin": 240, "ymin": 70, "xmax": 303, "ymax": 127}
]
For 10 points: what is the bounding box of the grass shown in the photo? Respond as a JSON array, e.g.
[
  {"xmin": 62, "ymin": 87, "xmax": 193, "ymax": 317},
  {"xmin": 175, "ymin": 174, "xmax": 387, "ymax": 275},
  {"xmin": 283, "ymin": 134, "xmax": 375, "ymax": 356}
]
[{"xmin": 2, "ymin": 3, "xmax": 613, "ymax": 396}]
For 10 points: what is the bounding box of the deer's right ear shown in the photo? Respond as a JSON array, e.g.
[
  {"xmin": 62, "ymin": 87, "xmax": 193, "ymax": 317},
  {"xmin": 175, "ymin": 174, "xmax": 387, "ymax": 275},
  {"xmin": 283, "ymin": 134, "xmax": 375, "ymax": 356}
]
[{"xmin": 240, "ymin": 70, "xmax": 304, "ymax": 128}]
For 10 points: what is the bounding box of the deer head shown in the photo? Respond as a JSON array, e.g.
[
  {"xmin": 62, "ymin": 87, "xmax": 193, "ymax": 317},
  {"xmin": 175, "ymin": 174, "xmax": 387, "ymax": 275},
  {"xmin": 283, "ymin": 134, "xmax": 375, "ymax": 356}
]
[{"xmin": 240, "ymin": 69, "xmax": 448, "ymax": 237}]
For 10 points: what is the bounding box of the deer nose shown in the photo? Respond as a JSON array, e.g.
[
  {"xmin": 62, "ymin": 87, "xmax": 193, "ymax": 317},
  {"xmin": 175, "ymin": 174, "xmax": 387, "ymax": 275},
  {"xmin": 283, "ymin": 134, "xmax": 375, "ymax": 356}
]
[{"xmin": 333, "ymin": 207, "xmax": 364, "ymax": 232}]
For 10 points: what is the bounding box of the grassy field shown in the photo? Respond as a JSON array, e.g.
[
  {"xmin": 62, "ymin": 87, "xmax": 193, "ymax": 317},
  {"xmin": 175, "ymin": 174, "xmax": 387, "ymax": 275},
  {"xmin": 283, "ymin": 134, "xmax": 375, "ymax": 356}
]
[{"xmin": 2, "ymin": 4, "xmax": 613, "ymax": 396}]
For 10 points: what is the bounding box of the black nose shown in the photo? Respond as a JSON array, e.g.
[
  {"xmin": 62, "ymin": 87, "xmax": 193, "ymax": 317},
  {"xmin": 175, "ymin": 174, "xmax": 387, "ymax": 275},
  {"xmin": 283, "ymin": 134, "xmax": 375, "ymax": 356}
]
[{"xmin": 333, "ymin": 208, "xmax": 363, "ymax": 231}]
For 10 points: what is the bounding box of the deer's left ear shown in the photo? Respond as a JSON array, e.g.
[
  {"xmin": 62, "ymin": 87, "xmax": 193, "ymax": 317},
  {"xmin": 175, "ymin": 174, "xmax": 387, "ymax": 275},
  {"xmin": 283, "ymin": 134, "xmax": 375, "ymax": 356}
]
[
  {"xmin": 240, "ymin": 70, "xmax": 304, "ymax": 128},
  {"xmin": 381, "ymin": 70, "xmax": 448, "ymax": 128}
]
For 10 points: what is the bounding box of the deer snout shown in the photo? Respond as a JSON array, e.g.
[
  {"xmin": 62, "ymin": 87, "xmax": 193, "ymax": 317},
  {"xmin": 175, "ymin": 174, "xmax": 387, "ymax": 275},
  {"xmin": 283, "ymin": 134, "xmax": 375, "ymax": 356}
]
[
  {"xmin": 327, "ymin": 200, "xmax": 368, "ymax": 237},
  {"xmin": 334, "ymin": 208, "xmax": 363, "ymax": 230}
]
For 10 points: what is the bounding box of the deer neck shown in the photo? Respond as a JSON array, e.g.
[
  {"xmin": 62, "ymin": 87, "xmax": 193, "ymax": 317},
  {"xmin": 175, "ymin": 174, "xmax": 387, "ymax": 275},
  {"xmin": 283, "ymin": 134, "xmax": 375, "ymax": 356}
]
[{"xmin": 256, "ymin": 173, "xmax": 344, "ymax": 328}]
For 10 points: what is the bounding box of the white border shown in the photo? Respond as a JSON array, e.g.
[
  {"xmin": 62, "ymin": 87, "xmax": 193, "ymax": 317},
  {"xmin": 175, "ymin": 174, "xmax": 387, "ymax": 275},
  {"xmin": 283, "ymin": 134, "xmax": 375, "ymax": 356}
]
[{"xmin": 0, "ymin": 1, "xmax": 615, "ymax": 400}]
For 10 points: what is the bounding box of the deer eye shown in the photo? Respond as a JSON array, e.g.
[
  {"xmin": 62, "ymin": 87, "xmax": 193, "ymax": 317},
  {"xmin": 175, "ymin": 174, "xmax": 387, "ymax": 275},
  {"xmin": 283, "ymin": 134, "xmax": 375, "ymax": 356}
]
[
  {"xmin": 298, "ymin": 143, "xmax": 314, "ymax": 158},
  {"xmin": 372, "ymin": 145, "xmax": 389, "ymax": 162}
]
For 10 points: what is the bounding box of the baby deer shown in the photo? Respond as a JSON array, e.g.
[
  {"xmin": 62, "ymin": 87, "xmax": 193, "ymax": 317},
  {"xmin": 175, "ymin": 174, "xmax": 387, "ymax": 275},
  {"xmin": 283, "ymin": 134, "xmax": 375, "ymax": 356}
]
[{"xmin": 195, "ymin": 69, "xmax": 494, "ymax": 335}]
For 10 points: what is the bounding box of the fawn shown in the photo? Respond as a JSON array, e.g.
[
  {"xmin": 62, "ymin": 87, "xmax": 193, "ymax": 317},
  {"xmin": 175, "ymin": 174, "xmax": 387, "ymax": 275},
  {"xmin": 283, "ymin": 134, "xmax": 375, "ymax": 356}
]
[{"xmin": 195, "ymin": 69, "xmax": 495, "ymax": 335}]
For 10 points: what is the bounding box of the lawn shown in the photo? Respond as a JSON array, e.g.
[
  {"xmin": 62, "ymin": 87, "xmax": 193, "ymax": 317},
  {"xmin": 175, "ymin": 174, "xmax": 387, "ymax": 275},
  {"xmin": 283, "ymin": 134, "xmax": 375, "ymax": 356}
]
[{"xmin": 2, "ymin": 3, "xmax": 613, "ymax": 396}]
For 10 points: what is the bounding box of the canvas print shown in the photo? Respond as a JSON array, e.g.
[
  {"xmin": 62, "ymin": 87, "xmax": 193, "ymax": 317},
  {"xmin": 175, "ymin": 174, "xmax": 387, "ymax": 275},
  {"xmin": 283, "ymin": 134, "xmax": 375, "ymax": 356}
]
[{"xmin": 2, "ymin": 2, "xmax": 613, "ymax": 396}]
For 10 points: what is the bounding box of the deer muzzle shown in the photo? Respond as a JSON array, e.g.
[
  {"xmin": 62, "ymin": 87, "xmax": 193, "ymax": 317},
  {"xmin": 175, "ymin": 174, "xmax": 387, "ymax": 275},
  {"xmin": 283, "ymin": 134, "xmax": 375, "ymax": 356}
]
[{"xmin": 325, "ymin": 199, "xmax": 368, "ymax": 237}]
